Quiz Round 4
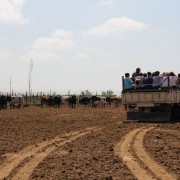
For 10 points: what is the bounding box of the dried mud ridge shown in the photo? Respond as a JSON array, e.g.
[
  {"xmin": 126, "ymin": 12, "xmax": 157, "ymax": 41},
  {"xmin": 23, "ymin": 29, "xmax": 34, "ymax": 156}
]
[
  {"xmin": 0, "ymin": 126, "xmax": 101, "ymax": 180},
  {"xmin": 115, "ymin": 126, "xmax": 177, "ymax": 180}
]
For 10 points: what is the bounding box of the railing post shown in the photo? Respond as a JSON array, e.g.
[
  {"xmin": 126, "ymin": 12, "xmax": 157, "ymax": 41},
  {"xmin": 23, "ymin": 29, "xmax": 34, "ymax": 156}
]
[{"xmin": 122, "ymin": 76, "xmax": 125, "ymax": 92}]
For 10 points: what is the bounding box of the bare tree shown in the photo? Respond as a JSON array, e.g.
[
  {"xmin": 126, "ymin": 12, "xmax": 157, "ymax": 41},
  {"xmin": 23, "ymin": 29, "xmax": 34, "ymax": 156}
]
[{"xmin": 28, "ymin": 59, "xmax": 33, "ymax": 96}]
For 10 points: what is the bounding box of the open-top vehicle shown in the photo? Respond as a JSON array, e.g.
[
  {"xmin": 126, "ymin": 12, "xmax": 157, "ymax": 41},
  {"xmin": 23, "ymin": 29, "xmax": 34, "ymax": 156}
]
[{"xmin": 121, "ymin": 76, "xmax": 180, "ymax": 121}]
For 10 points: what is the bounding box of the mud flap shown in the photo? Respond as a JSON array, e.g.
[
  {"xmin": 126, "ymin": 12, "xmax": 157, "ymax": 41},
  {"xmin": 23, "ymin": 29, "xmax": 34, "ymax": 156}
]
[{"xmin": 127, "ymin": 112, "xmax": 171, "ymax": 121}]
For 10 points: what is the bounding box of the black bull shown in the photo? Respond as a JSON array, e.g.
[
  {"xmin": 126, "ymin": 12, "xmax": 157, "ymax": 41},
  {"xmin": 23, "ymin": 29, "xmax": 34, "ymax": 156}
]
[
  {"xmin": 0, "ymin": 95, "xmax": 11, "ymax": 110},
  {"xmin": 79, "ymin": 97, "xmax": 91, "ymax": 106},
  {"xmin": 68, "ymin": 95, "xmax": 77, "ymax": 108},
  {"xmin": 41, "ymin": 96, "xmax": 61, "ymax": 108}
]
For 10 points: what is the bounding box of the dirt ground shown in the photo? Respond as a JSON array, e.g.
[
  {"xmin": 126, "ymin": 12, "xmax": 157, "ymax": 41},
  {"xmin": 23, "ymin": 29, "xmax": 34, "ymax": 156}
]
[{"xmin": 0, "ymin": 105, "xmax": 179, "ymax": 179}]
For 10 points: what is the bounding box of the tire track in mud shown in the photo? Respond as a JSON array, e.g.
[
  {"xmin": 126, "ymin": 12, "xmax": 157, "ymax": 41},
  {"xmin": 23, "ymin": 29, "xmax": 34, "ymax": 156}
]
[
  {"xmin": 115, "ymin": 126, "xmax": 177, "ymax": 180},
  {"xmin": 134, "ymin": 128, "xmax": 177, "ymax": 180},
  {"xmin": 0, "ymin": 126, "xmax": 101, "ymax": 180}
]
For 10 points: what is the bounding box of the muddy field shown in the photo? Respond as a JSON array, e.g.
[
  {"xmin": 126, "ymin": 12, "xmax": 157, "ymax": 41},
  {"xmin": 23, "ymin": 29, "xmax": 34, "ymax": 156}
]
[{"xmin": 0, "ymin": 105, "xmax": 179, "ymax": 179}]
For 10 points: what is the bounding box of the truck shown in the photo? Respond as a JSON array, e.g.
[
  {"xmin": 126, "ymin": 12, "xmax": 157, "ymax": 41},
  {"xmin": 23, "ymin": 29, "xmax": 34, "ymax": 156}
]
[{"xmin": 121, "ymin": 76, "xmax": 180, "ymax": 121}]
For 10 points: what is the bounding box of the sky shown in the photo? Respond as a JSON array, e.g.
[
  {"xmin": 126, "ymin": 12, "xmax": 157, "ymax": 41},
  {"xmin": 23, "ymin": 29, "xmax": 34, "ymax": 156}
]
[{"xmin": 0, "ymin": 0, "xmax": 180, "ymax": 95}]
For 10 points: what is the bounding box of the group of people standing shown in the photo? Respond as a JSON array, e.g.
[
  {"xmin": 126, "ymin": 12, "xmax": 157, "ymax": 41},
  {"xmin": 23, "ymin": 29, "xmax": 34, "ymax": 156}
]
[{"xmin": 123, "ymin": 67, "xmax": 180, "ymax": 91}]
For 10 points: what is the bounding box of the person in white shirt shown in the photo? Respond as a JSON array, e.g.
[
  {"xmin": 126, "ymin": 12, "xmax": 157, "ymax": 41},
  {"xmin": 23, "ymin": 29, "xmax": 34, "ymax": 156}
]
[
  {"xmin": 169, "ymin": 72, "xmax": 178, "ymax": 88},
  {"xmin": 134, "ymin": 73, "xmax": 143, "ymax": 89},
  {"xmin": 161, "ymin": 72, "xmax": 170, "ymax": 88},
  {"xmin": 152, "ymin": 71, "xmax": 163, "ymax": 89}
]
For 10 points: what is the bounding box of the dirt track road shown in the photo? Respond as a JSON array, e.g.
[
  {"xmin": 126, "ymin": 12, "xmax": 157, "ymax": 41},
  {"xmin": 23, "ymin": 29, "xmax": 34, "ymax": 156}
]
[
  {"xmin": 115, "ymin": 126, "xmax": 177, "ymax": 180},
  {"xmin": 0, "ymin": 106, "xmax": 179, "ymax": 179},
  {"xmin": 0, "ymin": 127, "xmax": 101, "ymax": 179}
]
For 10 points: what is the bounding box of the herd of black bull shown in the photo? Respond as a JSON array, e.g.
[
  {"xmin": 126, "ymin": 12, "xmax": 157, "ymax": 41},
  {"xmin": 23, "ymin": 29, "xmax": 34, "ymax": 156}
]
[
  {"xmin": 41, "ymin": 95, "xmax": 77, "ymax": 108},
  {"xmin": 79, "ymin": 96, "xmax": 120, "ymax": 107},
  {"xmin": 0, "ymin": 94, "xmax": 121, "ymax": 110},
  {"xmin": 0, "ymin": 95, "xmax": 10, "ymax": 110},
  {"xmin": 41, "ymin": 95, "xmax": 120, "ymax": 108}
]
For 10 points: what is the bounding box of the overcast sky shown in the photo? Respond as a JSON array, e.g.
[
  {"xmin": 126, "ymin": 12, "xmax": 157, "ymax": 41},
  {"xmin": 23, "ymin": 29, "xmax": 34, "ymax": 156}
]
[{"xmin": 0, "ymin": 0, "xmax": 179, "ymax": 95}]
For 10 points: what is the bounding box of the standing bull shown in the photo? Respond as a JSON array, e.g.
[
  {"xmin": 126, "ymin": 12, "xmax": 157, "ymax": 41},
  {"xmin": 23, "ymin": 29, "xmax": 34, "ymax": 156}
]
[
  {"xmin": 68, "ymin": 95, "xmax": 77, "ymax": 108},
  {"xmin": 0, "ymin": 95, "xmax": 7, "ymax": 110},
  {"xmin": 41, "ymin": 95, "xmax": 54, "ymax": 108},
  {"xmin": 90, "ymin": 95, "xmax": 101, "ymax": 108},
  {"xmin": 41, "ymin": 95, "xmax": 61, "ymax": 108},
  {"xmin": 41, "ymin": 96, "xmax": 48, "ymax": 108},
  {"xmin": 79, "ymin": 97, "xmax": 91, "ymax": 107},
  {"xmin": 53, "ymin": 95, "xmax": 61, "ymax": 108}
]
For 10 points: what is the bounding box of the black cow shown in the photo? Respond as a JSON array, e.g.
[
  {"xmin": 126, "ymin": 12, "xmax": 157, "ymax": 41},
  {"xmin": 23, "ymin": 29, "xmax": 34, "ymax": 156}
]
[
  {"xmin": 90, "ymin": 95, "xmax": 101, "ymax": 108},
  {"xmin": 47, "ymin": 96, "xmax": 54, "ymax": 108},
  {"xmin": 79, "ymin": 97, "xmax": 91, "ymax": 107},
  {"xmin": 41, "ymin": 95, "xmax": 62, "ymax": 108},
  {"xmin": 40, "ymin": 96, "xmax": 52, "ymax": 108},
  {"xmin": 0, "ymin": 95, "xmax": 12, "ymax": 110},
  {"xmin": 106, "ymin": 97, "xmax": 113, "ymax": 106},
  {"xmin": 7, "ymin": 95, "xmax": 12, "ymax": 104},
  {"xmin": 53, "ymin": 95, "xmax": 61, "ymax": 108},
  {"xmin": 113, "ymin": 97, "xmax": 121, "ymax": 107},
  {"xmin": 0, "ymin": 95, "xmax": 7, "ymax": 110},
  {"xmin": 68, "ymin": 95, "xmax": 77, "ymax": 108}
]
